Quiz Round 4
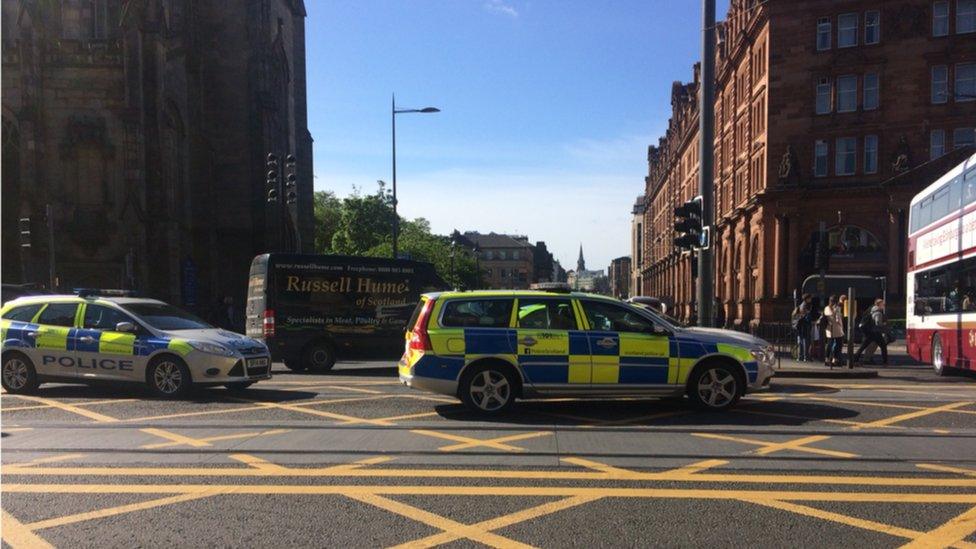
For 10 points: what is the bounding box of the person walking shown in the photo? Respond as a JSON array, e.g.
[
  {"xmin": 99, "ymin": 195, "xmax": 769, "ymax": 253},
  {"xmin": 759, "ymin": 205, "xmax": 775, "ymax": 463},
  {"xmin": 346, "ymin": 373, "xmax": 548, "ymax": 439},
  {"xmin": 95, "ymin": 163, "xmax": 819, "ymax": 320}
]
[
  {"xmin": 854, "ymin": 298, "xmax": 889, "ymax": 365},
  {"xmin": 714, "ymin": 297, "xmax": 726, "ymax": 329},
  {"xmin": 823, "ymin": 295, "xmax": 845, "ymax": 367},
  {"xmin": 792, "ymin": 293, "xmax": 813, "ymax": 362}
]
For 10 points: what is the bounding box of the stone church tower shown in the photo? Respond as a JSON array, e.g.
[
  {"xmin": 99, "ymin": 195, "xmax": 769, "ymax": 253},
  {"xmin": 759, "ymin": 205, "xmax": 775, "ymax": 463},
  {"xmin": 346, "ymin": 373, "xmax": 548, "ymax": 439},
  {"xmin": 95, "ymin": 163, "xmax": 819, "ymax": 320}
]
[{"xmin": 1, "ymin": 0, "xmax": 314, "ymax": 313}]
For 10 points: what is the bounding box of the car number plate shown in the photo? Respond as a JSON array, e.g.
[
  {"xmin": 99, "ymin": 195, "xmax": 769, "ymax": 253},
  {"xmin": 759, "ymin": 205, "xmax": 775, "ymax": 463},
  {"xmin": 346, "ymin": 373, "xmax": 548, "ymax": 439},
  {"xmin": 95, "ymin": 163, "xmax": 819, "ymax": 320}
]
[{"xmin": 247, "ymin": 357, "xmax": 269, "ymax": 368}]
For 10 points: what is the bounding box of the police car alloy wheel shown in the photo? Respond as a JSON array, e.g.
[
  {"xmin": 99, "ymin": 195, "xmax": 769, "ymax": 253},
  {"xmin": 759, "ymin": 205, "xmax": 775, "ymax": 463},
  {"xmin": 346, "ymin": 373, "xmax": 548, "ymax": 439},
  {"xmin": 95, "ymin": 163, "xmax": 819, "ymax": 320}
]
[
  {"xmin": 689, "ymin": 363, "xmax": 741, "ymax": 410},
  {"xmin": 461, "ymin": 365, "xmax": 515, "ymax": 414},
  {"xmin": 932, "ymin": 335, "xmax": 948, "ymax": 376},
  {"xmin": 1, "ymin": 353, "xmax": 39, "ymax": 394},
  {"xmin": 148, "ymin": 357, "xmax": 192, "ymax": 397}
]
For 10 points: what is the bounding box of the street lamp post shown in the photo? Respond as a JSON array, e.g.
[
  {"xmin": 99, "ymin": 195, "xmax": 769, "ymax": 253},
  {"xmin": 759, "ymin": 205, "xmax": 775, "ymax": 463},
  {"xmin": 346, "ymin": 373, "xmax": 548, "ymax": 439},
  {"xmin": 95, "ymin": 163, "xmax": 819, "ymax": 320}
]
[
  {"xmin": 392, "ymin": 95, "xmax": 439, "ymax": 259},
  {"xmin": 449, "ymin": 238, "xmax": 457, "ymax": 290}
]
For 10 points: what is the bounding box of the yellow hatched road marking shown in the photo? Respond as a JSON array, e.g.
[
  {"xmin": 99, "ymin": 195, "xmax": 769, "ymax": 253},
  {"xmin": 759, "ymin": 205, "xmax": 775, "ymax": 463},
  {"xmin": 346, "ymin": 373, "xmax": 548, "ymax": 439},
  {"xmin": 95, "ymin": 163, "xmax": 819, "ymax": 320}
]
[
  {"xmin": 122, "ymin": 402, "xmax": 279, "ymax": 422},
  {"xmin": 853, "ymin": 401, "xmax": 973, "ymax": 429},
  {"xmin": 741, "ymin": 499, "xmax": 976, "ymax": 549},
  {"xmin": 6, "ymin": 463, "xmax": 976, "ymax": 488},
  {"xmin": 666, "ymin": 459, "xmax": 730, "ymax": 475},
  {"xmin": 228, "ymin": 454, "xmax": 289, "ymax": 472},
  {"xmin": 11, "ymin": 395, "xmax": 118, "ymax": 422},
  {"xmin": 805, "ymin": 396, "xmax": 976, "ymax": 417},
  {"xmin": 917, "ymin": 464, "xmax": 976, "ymax": 477},
  {"xmin": 10, "ymin": 453, "xmax": 87, "ymax": 467},
  {"xmin": 367, "ymin": 411, "xmax": 440, "ymax": 423},
  {"xmin": 901, "ymin": 505, "xmax": 976, "ymax": 549},
  {"xmin": 347, "ymin": 492, "xmax": 533, "ymax": 549},
  {"xmin": 391, "ymin": 494, "xmax": 603, "ymax": 549},
  {"xmin": 140, "ymin": 428, "xmax": 210, "ymax": 448},
  {"xmin": 561, "ymin": 457, "xmax": 640, "ymax": 478},
  {"xmin": 437, "ymin": 431, "xmax": 552, "ymax": 452},
  {"xmin": 1, "ymin": 510, "xmax": 54, "ymax": 549},
  {"xmin": 2, "ymin": 398, "xmax": 137, "ymax": 412},
  {"xmin": 26, "ymin": 492, "xmax": 220, "ymax": 531},
  {"xmin": 141, "ymin": 429, "xmax": 291, "ymax": 449},
  {"xmin": 1, "ymin": 427, "xmax": 33, "ymax": 432},
  {"xmin": 736, "ymin": 407, "xmax": 906, "ymax": 430},
  {"xmin": 229, "ymin": 395, "xmax": 399, "ymax": 425},
  {"xmin": 692, "ymin": 432, "xmax": 858, "ymax": 458},
  {"xmin": 6, "ymin": 483, "xmax": 976, "ymax": 503}
]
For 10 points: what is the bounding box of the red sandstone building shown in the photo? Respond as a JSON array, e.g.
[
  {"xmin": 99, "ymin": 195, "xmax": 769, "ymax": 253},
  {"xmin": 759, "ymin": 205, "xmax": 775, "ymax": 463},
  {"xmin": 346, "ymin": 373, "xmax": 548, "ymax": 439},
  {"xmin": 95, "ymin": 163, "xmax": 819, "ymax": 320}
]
[{"xmin": 641, "ymin": 0, "xmax": 976, "ymax": 328}]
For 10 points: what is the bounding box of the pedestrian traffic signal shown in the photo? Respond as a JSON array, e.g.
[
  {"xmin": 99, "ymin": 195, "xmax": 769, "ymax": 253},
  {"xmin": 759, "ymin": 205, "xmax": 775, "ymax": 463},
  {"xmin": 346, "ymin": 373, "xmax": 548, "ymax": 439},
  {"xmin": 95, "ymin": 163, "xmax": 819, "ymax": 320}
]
[
  {"xmin": 673, "ymin": 197, "xmax": 703, "ymax": 251},
  {"xmin": 266, "ymin": 154, "xmax": 279, "ymax": 203}
]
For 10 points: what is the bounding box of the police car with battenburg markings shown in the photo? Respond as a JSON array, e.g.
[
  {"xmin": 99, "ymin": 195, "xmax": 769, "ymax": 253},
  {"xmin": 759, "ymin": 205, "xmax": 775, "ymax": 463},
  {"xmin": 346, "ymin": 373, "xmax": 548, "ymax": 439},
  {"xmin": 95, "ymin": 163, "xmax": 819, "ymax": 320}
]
[
  {"xmin": 399, "ymin": 285, "xmax": 775, "ymax": 414},
  {"xmin": 0, "ymin": 290, "xmax": 271, "ymax": 397}
]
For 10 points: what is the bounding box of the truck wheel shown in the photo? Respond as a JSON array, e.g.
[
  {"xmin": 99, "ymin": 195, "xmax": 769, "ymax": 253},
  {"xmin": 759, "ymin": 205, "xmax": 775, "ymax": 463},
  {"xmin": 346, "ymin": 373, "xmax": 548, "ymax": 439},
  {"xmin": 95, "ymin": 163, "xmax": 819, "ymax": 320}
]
[
  {"xmin": 283, "ymin": 360, "xmax": 308, "ymax": 372},
  {"xmin": 303, "ymin": 341, "xmax": 336, "ymax": 371},
  {"xmin": 1, "ymin": 352, "xmax": 39, "ymax": 394}
]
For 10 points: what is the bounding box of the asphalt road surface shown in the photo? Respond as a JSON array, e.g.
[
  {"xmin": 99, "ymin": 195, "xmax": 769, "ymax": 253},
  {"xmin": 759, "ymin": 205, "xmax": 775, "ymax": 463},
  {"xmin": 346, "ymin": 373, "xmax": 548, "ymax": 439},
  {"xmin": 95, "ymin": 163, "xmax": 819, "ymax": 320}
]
[{"xmin": 2, "ymin": 361, "xmax": 976, "ymax": 548}]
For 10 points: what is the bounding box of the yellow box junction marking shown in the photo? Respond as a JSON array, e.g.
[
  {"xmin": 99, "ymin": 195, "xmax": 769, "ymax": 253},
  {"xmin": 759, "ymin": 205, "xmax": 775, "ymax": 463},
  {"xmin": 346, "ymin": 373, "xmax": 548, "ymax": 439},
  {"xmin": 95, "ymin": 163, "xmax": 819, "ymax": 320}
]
[
  {"xmin": 140, "ymin": 428, "xmax": 291, "ymax": 449},
  {"xmin": 410, "ymin": 429, "xmax": 552, "ymax": 452},
  {"xmin": 1, "ymin": 509, "xmax": 54, "ymax": 549},
  {"xmin": 692, "ymin": 432, "xmax": 859, "ymax": 459},
  {"xmin": 900, "ymin": 505, "xmax": 976, "ymax": 549},
  {"xmin": 9, "ymin": 395, "xmax": 118, "ymax": 422},
  {"xmin": 917, "ymin": 464, "xmax": 976, "ymax": 477}
]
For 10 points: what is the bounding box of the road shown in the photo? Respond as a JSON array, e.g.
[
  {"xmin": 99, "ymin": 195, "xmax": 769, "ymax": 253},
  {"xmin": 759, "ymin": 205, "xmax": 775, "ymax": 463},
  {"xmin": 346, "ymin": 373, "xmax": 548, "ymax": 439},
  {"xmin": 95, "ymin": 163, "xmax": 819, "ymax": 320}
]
[{"xmin": 2, "ymin": 361, "xmax": 976, "ymax": 548}]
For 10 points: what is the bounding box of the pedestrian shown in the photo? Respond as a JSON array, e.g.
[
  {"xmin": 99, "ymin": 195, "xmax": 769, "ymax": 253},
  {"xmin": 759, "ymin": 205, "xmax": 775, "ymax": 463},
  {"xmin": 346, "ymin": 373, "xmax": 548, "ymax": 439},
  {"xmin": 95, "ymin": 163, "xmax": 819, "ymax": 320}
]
[
  {"xmin": 854, "ymin": 298, "xmax": 889, "ymax": 365},
  {"xmin": 823, "ymin": 295, "xmax": 845, "ymax": 367},
  {"xmin": 714, "ymin": 297, "xmax": 726, "ymax": 329},
  {"xmin": 791, "ymin": 293, "xmax": 813, "ymax": 362}
]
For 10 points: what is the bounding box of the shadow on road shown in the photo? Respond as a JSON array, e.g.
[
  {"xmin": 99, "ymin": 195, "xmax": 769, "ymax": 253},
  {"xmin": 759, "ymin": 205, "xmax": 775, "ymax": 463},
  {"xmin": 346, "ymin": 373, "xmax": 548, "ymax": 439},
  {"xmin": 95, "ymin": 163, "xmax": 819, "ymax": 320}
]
[{"xmin": 12, "ymin": 383, "xmax": 320, "ymax": 404}]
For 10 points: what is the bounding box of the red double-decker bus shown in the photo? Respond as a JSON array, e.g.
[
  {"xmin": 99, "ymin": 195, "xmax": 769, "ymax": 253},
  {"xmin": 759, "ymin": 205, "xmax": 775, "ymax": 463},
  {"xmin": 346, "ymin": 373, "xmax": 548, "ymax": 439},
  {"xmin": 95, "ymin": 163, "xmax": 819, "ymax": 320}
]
[{"xmin": 906, "ymin": 151, "xmax": 976, "ymax": 375}]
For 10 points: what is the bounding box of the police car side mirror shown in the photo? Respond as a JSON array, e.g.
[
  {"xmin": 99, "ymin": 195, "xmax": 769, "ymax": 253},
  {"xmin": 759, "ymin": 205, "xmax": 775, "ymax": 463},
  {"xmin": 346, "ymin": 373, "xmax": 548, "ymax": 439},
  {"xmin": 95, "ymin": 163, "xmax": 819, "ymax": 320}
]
[{"xmin": 115, "ymin": 321, "xmax": 136, "ymax": 333}]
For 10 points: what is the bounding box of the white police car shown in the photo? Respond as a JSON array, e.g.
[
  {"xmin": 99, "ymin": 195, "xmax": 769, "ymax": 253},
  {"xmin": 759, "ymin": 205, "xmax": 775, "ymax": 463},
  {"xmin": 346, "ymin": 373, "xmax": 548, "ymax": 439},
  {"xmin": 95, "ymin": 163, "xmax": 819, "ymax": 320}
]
[{"xmin": 0, "ymin": 291, "xmax": 271, "ymax": 397}]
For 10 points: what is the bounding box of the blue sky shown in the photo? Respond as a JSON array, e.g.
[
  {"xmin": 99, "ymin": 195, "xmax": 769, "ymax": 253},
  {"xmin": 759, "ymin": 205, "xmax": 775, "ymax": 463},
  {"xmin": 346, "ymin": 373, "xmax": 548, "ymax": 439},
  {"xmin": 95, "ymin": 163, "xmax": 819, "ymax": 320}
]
[{"xmin": 305, "ymin": 0, "xmax": 730, "ymax": 272}]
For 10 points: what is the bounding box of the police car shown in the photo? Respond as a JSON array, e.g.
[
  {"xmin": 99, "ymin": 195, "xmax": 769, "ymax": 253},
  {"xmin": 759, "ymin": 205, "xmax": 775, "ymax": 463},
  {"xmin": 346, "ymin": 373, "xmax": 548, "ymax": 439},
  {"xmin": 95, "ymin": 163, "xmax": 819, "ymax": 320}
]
[
  {"xmin": 399, "ymin": 288, "xmax": 775, "ymax": 414},
  {"xmin": 0, "ymin": 291, "xmax": 272, "ymax": 397}
]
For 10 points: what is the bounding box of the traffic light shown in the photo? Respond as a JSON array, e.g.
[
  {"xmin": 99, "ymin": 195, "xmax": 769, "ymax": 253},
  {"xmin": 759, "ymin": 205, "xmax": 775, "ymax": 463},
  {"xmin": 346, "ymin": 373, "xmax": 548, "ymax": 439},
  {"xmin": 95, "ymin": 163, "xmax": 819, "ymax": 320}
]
[
  {"xmin": 266, "ymin": 154, "xmax": 279, "ymax": 203},
  {"xmin": 18, "ymin": 217, "xmax": 31, "ymax": 249},
  {"xmin": 673, "ymin": 197, "xmax": 703, "ymax": 251},
  {"xmin": 814, "ymin": 238, "xmax": 830, "ymax": 270},
  {"xmin": 284, "ymin": 154, "xmax": 298, "ymax": 205}
]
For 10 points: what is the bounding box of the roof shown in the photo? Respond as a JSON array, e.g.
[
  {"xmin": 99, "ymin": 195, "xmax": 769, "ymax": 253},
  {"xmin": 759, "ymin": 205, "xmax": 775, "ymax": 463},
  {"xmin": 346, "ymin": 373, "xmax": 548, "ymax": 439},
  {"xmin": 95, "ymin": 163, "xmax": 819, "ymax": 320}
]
[
  {"xmin": 881, "ymin": 146, "xmax": 976, "ymax": 189},
  {"xmin": 420, "ymin": 289, "xmax": 619, "ymax": 301},
  {"xmin": 2, "ymin": 295, "xmax": 166, "ymax": 307},
  {"xmin": 461, "ymin": 232, "xmax": 534, "ymax": 249}
]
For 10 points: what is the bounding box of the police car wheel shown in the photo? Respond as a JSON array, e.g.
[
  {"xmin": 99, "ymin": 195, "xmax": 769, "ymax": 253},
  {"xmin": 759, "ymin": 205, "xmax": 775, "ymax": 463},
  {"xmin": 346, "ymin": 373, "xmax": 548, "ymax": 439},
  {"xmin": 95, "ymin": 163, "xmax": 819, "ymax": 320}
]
[
  {"xmin": 1, "ymin": 353, "xmax": 39, "ymax": 394},
  {"xmin": 224, "ymin": 381, "xmax": 254, "ymax": 391},
  {"xmin": 460, "ymin": 365, "xmax": 515, "ymax": 414},
  {"xmin": 147, "ymin": 357, "xmax": 192, "ymax": 398},
  {"xmin": 303, "ymin": 342, "xmax": 336, "ymax": 371},
  {"xmin": 689, "ymin": 363, "xmax": 741, "ymax": 411}
]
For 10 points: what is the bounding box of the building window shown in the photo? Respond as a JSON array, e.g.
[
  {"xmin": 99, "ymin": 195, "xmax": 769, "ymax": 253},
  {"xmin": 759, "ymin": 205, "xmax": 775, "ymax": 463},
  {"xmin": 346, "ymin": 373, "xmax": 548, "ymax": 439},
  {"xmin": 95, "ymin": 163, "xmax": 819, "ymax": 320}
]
[
  {"xmin": 499, "ymin": 251, "xmax": 507, "ymax": 260},
  {"xmin": 955, "ymin": 128, "xmax": 976, "ymax": 149},
  {"xmin": 816, "ymin": 79, "xmax": 832, "ymax": 114},
  {"xmin": 865, "ymin": 10, "xmax": 880, "ymax": 44},
  {"xmin": 931, "ymin": 130, "xmax": 946, "ymax": 159},
  {"xmin": 815, "ymin": 140, "xmax": 829, "ymax": 177},
  {"xmin": 932, "ymin": 65, "xmax": 949, "ymax": 104},
  {"xmin": 512, "ymin": 250, "xmax": 520, "ymax": 260},
  {"xmin": 485, "ymin": 250, "xmax": 494, "ymax": 260},
  {"xmin": 817, "ymin": 17, "xmax": 832, "ymax": 50},
  {"xmin": 863, "ymin": 73, "xmax": 880, "ymax": 110},
  {"xmin": 864, "ymin": 135, "xmax": 879, "ymax": 174},
  {"xmin": 934, "ymin": 1, "xmax": 950, "ymax": 35},
  {"xmin": 838, "ymin": 13, "xmax": 858, "ymax": 47},
  {"xmin": 837, "ymin": 75, "xmax": 858, "ymax": 112},
  {"xmin": 957, "ymin": 63, "xmax": 976, "ymax": 101},
  {"xmin": 959, "ymin": 0, "xmax": 976, "ymax": 33},
  {"xmin": 836, "ymin": 137, "xmax": 857, "ymax": 175}
]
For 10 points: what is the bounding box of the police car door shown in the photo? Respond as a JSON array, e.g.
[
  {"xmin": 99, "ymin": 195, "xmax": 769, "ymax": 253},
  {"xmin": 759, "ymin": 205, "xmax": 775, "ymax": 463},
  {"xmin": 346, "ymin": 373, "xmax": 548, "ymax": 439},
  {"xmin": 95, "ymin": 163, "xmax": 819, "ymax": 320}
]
[
  {"xmin": 578, "ymin": 300, "xmax": 673, "ymax": 390},
  {"xmin": 514, "ymin": 298, "xmax": 589, "ymax": 392},
  {"xmin": 30, "ymin": 302, "xmax": 82, "ymax": 380},
  {"xmin": 76, "ymin": 303, "xmax": 142, "ymax": 382}
]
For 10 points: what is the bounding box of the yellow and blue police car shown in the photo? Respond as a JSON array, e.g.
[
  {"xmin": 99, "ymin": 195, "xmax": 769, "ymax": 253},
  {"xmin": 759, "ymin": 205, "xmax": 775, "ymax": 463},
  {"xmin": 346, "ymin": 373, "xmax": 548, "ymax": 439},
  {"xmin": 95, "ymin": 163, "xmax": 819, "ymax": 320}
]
[
  {"xmin": 0, "ymin": 291, "xmax": 271, "ymax": 397},
  {"xmin": 399, "ymin": 287, "xmax": 775, "ymax": 414}
]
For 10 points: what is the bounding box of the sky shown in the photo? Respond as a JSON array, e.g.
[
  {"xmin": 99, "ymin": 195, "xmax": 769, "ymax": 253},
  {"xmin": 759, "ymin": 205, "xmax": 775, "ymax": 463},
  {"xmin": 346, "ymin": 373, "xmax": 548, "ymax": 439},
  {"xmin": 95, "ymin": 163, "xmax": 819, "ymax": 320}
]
[{"xmin": 305, "ymin": 0, "xmax": 731, "ymax": 272}]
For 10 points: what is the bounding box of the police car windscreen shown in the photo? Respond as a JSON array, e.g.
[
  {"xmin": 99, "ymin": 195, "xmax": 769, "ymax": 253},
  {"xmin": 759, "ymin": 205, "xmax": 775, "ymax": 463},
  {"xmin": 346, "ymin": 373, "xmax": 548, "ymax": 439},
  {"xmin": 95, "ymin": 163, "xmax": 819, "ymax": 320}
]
[{"xmin": 120, "ymin": 303, "xmax": 213, "ymax": 331}]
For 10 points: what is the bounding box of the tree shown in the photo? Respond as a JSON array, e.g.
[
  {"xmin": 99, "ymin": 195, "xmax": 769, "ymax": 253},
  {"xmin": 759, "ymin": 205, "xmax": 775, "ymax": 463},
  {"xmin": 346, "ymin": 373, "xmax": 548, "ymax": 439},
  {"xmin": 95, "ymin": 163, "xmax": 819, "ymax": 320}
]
[
  {"xmin": 329, "ymin": 184, "xmax": 397, "ymax": 254},
  {"xmin": 312, "ymin": 190, "xmax": 342, "ymax": 253},
  {"xmin": 366, "ymin": 219, "xmax": 479, "ymax": 289}
]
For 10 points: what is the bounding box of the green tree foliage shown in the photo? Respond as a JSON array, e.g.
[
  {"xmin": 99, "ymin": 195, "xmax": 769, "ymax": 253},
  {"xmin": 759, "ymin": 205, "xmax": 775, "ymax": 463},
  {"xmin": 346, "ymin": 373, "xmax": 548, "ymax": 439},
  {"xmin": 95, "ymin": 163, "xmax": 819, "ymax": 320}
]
[{"xmin": 312, "ymin": 183, "xmax": 481, "ymax": 289}]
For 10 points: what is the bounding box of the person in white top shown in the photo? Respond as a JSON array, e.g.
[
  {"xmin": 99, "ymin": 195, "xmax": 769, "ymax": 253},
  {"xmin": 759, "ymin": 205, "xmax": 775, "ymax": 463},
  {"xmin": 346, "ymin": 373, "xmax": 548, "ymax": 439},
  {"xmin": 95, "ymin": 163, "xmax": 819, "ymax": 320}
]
[{"xmin": 823, "ymin": 294, "xmax": 845, "ymax": 367}]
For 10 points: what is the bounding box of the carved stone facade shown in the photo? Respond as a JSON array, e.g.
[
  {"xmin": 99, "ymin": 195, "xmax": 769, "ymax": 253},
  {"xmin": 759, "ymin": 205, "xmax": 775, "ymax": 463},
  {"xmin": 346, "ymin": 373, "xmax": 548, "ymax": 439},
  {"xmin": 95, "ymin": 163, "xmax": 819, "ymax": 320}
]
[
  {"xmin": 641, "ymin": 0, "xmax": 976, "ymax": 326},
  {"xmin": 1, "ymin": 0, "xmax": 314, "ymax": 311}
]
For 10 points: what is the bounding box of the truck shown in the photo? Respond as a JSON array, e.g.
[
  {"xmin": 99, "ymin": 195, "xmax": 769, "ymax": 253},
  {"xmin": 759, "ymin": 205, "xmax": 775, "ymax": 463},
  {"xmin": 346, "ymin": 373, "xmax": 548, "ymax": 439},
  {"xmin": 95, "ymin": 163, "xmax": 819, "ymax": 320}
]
[{"xmin": 245, "ymin": 254, "xmax": 448, "ymax": 371}]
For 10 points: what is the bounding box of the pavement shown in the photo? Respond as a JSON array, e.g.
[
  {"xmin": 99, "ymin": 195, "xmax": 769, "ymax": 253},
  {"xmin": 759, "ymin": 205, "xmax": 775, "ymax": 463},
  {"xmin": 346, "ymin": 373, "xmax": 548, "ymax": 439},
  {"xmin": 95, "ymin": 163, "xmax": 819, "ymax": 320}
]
[{"xmin": 2, "ymin": 358, "xmax": 976, "ymax": 548}]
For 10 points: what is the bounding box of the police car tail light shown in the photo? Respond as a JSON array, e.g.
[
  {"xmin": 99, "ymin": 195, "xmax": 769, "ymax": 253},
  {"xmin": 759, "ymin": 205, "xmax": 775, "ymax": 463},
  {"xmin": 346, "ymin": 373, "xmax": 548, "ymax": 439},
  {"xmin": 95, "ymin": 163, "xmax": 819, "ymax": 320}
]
[
  {"xmin": 408, "ymin": 298, "xmax": 435, "ymax": 352},
  {"xmin": 263, "ymin": 309, "xmax": 275, "ymax": 338}
]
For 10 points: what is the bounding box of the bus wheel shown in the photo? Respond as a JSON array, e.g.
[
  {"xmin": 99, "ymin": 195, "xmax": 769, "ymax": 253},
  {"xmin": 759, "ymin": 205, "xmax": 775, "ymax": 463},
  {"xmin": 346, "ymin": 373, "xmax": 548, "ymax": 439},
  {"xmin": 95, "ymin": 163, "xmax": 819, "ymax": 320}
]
[
  {"xmin": 932, "ymin": 334, "xmax": 949, "ymax": 376},
  {"xmin": 303, "ymin": 341, "xmax": 336, "ymax": 371}
]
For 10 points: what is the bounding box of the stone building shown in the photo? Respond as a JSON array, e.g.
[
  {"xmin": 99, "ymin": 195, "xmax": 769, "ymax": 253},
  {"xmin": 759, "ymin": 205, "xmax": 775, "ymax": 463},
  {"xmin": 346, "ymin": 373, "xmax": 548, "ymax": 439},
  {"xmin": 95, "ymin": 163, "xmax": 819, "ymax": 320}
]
[
  {"xmin": 608, "ymin": 256, "xmax": 632, "ymax": 299},
  {"xmin": 569, "ymin": 245, "xmax": 606, "ymax": 292},
  {"xmin": 641, "ymin": 0, "xmax": 976, "ymax": 327},
  {"xmin": 630, "ymin": 194, "xmax": 645, "ymax": 296},
  {"xmin": 1, "ymin": 0, "xmax": 314, "ymax": 312},
  {"xmin": 457, "ymin": 232, "xmax": 537, "ymax": 290}
]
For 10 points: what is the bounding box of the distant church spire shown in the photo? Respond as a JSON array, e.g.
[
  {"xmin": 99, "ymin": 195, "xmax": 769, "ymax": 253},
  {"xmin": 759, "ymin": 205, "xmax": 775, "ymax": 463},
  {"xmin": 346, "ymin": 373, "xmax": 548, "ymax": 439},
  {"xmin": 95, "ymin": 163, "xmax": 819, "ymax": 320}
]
[{"xmin": 577, "ymin": 244, "xmax": 585, "ymax": 272}]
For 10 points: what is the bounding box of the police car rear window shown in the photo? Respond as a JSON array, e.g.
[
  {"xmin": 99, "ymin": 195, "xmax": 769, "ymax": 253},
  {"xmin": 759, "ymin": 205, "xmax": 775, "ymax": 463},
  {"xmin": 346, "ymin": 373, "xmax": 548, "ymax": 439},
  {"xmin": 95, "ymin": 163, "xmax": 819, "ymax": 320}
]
[
  {"xmin": 441, "ymin": 299, "xmax": 513, "ymax": 328},
  {"xmin": 1, "ymin": 304, "xmax": 42, "ymax": 322},
  {"xmin": 36, "ymin": 303, "xmax": 79, "ymax": 327}
]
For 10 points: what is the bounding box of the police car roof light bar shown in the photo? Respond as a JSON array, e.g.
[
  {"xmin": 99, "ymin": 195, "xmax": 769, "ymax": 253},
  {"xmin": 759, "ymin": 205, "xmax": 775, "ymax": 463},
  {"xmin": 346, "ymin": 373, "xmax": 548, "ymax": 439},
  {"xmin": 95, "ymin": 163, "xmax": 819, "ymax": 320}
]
[{"xmin": 74, "ymin": 288, "xmax": 139, "ymax": 298}]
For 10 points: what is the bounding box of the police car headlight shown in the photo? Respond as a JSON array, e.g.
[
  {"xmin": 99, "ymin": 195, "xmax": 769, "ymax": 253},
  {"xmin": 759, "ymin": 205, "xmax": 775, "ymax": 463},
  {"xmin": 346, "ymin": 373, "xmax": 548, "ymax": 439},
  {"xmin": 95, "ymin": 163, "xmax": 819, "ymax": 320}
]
[
  {"xmin": 189, "ymin": 342, "xmax": 236, "ymax": 357},
  {"xmin": 750, "ymin": 348, "xmax": 774, "ymax": 365}
]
